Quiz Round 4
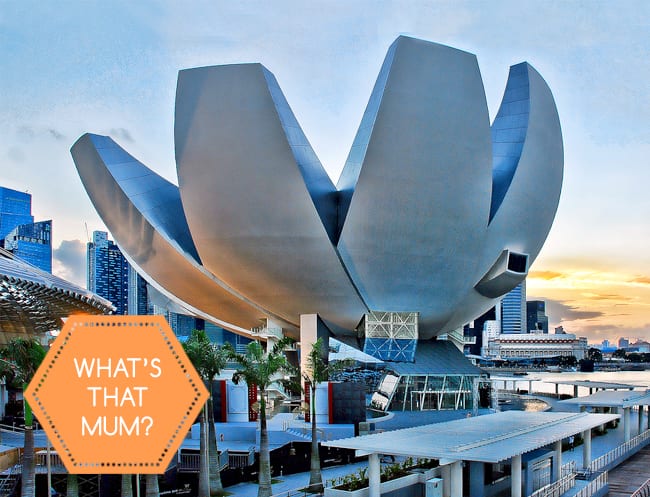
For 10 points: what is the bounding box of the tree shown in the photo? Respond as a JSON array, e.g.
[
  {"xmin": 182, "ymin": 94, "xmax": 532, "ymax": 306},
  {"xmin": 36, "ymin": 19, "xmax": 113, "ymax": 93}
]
[
  {"xmin": 587, "ymin": 348, "xmax": 603, "ymax": 362},
  {"xmin": 183, "ymin": 330, "xmax": 228, "ymax": 497},
  {"xmin": 224, "ymin": 338, "xmax": 294, "ymax": 497},
  {"xmin": 613, "ymin": 349, "xmax": 627, "ymax": 359},
  {"xmin": 302, "ymin": 338, "xmax": 350, "ymax": 493},
  {"xmin": 0, "ymin": 337, "xmax": 47, "ymax": 497}
]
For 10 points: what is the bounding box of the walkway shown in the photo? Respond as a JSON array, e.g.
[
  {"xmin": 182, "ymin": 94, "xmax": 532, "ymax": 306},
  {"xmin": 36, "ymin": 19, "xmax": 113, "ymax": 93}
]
[{"xmin": 607, "ymin": 446, "xmax": 650, "ymax": 496}]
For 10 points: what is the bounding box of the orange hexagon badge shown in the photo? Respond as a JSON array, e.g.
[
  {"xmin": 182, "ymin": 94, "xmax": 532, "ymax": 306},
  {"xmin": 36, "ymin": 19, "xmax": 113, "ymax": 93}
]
[{"xmin": 25, "ymin": 315, "xmax": 209, "ymax": 474}]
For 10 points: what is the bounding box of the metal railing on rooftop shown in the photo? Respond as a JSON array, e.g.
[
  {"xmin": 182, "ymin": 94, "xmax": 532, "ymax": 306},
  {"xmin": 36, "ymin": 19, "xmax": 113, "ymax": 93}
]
[
  {"xmin": 529, "ymin": 472, "xmax": 575, "ymax": 497},
  {"xmin": 574, "ymin": 471, "xmax": 608, "ymax": 497},
  {"xmin": 588, "ymin": 428, "xmax": 650, "ymax": 473}
]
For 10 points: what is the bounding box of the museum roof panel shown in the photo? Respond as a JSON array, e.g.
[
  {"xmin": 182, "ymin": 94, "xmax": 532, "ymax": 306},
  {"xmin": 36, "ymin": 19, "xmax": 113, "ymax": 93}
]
[
  {"xmin": 560, "ymin": 389, "xmax": 650, "ymax": 408},
  {"xmin": 387, "ymin": 340, "xmax": 482, "ymax": 376},
  {"xmin": 324, "ymin": 411, "xmax": 618, "ymax": 463}
]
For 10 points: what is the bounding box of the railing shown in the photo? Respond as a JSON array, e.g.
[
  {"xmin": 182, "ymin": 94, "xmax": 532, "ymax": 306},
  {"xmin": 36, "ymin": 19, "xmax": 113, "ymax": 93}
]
[
  {"xmin": 631, "ymin": 478, "xmax": 650, "ymax": 497},
  {"xmin": 228, "ymin": 450, "xmax": 255, "ymax": 469},
  {"xmin": 0, "ymin": 464, "xmax": 21, "ymax": 497},
  {"xmin": 561, "ymin": 460, "xmax": 576, "ymax": 478},
  {"xmin": 0, "ymin": 423, "xmax": 25, "ymax": 433},
  {"xmin": 529, "ymin": 472, "xmax": 575, "ymax": 497},
  {"xmin": 574, "ymin": 471, "xmax": 608, "ymax": 497},
  {"xmin": 178, "ymin": 451, "xmax": 228, "ymax": 472},
  {"xmin": 250, "ymin": 327, "xmax": 284, "ymax": 340},
  {"xmin": 589, "ymin": 428, "xmax": 650, "ymax": 472}
]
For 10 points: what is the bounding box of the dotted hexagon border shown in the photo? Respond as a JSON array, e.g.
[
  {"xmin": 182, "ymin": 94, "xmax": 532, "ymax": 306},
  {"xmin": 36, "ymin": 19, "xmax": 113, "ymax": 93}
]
[{"xmin": 28, "ymin": 317, "xmax": 207, "ymax": 472}]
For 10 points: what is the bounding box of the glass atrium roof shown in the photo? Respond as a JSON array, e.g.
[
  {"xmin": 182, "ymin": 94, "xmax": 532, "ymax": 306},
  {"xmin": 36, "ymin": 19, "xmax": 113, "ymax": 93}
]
[{"xmin": 0, "ymin": 248, "xmax": 114, "ymax": 339}]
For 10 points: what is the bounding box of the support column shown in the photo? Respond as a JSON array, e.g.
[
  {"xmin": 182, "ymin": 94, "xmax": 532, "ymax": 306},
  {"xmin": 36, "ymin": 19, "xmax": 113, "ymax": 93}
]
[
  {"xmin": 573, "ymin": 385, "xmax": 578, "ymax": 398},
  {"xmin": 638, "ymin": 405, "xmax": 644, "ymax": 435},
  {"xmin": 368, "ymin": 453, "xmax": 380, "ymax": 497},
  {"xmin": 511, "ymin": 454, "xmax": 522, "ymax": 497},
  {"xmin": 441, "ymin": 463, "xmax": 451, "ymax": 497},
  {"xmin": 553, "ymin": 440, "xmax": 562, "ymax": 481},
  {"xmin": 624, "ymin": 407, "xmax": 631, "ymax": 442},
  {"xmin": 582, "ymin": 429, "xmax": 592, "ymax": 471},
  {"xmin": 555, "ymin": 383, "xmax": 559, "ymax": 397},
  {"xmin": 469, "ymin": 462, "xmax": 485, "ymax": 497},
  {"xmin": 450, "ymin": 461, "xmax": 463, "ymax": 497}
]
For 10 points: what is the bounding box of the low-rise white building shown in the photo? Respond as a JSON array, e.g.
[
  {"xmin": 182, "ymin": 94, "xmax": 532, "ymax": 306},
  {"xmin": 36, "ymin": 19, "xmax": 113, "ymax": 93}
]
[{"xmin": 483, "ymin": 331, "xmax": 588, "ymax": 360}]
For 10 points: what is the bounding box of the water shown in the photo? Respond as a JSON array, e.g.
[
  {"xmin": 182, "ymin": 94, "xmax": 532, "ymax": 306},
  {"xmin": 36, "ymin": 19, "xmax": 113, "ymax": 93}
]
[{"xmin": 491, "ymin": 370, "xmax": 650, "ymax": 397}]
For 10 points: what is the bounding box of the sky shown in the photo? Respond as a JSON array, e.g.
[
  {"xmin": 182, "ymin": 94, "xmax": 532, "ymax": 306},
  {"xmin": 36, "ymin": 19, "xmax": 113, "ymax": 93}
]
[{"xmin": 1, "ymin": 1, "xmax": 649, "ymax": 344}]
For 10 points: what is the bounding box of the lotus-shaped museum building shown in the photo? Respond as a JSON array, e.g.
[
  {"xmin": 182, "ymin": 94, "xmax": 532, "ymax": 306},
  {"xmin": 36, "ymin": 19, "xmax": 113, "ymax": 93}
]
[{"xmin": 72, "ymin": 36, "xmax": 563, "ymax": 357}]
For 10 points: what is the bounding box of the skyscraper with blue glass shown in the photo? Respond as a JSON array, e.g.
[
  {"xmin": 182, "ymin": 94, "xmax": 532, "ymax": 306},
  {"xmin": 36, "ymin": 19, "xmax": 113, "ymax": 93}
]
[
  {"xmin": 87, "ymin": 231, "xmax": 129, "ymax": 315},
  {"xmin": 0, "ymin": 186, "xmax": 52, "ymax": 272},
  {"xmin": 500, "ymin": 281, "xmax": 526, "ymax": 334}
]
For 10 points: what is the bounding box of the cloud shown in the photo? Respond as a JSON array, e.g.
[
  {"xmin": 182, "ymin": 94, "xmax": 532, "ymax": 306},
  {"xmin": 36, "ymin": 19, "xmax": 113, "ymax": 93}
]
[
  {"xmin": 580, "ymin": 292, "xmax": 633, "ymax": 302},
  {"xmin": 52, "ymin": 239, "xmax": 86, "ymax": 287},
  {"xmin": 528, "ymin": 270, "xmax": 565, "ymax": 280},
  {"xmin": 541, "ymin": 298, "xmax": 604, "ymax": 322},
  {"xmin": 47, "ymin": 128, "xmax": 65, "ymax": 141},
  {"xmin": 630, "ymin": 276, "xmax": 650, "ymax": 285},
  {"xmin": 576, "ymin": 323, "xmax": 650, "ymax": 342},
  {"xmin": 109, "ymin": 128, "xmax": 134, "ymax": 143}
]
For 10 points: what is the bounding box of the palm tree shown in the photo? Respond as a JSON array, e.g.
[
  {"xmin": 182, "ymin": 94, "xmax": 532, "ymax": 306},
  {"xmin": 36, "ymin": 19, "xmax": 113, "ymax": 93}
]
[
  {"xmin": 302, "ymin": 338, "xmax": 350, "ymax": 493},
  {"xmin": 183, "ymin": 330, "xmax": 228, "ymax": 497},
  {"xmin": 120, "ymin": 475, "xmax": 133, "ymax": 497},
  {"xmin": 66, "ymin": 474, "xmax": 79, "ymax": 497},
  {"xmin": 145, "ymin": 475, "xmax": 159, "ymax": 497},
  {"xmin": 0, "ymin": 337, "xmax": 46, "ymax": 497},
  {"xmin": 224, "ymin": 338, "xmax": 294, "ymax": 497}
]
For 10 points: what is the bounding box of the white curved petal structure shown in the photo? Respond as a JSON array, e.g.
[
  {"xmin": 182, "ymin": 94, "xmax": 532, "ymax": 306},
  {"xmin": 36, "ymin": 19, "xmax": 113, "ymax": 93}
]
[
  {"xmin": 174, "ymin": 64, "xmax": 367, "ymax": 333},
  {"xmin": 71, "ymin": 36, "xmax": 563, "ymax": 340}
]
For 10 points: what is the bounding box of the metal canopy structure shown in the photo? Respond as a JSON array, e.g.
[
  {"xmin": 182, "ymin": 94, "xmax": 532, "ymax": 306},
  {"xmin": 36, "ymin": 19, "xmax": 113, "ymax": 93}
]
[
  {"xmin": 560, "ymin": 390, "xmax": 650, "ymax": 408},
  {"xmin": 546, "ymin": 380, "xmax": 642, "ymax": 391},
  {"xmin": 0, "ymin": 248, "xmax": 114, "ymax": 341},
  {"xmin": 324, "ymin": 411, "xmax": 618, "ymax": 463}
]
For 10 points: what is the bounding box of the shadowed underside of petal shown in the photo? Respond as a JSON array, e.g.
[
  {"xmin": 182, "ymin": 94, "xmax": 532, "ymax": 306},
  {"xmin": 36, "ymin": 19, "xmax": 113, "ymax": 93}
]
[{"xmin": 71, "ymin": 133, "xmax": 293, "ymax": 337}]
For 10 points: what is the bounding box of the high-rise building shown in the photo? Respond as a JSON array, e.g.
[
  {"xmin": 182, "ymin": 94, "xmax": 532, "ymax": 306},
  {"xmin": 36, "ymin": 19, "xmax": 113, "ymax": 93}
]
[
  {"xmin": 128, "ymin": 266, "xmax": 152, "ymax": 316},
  {"xmin": 500, "ymin": 281, "xmax": 526, "ymax": 334},
  {"xmin": 618, "ymin": 337, "xmax": 629, "ymax": 349},
  {"xmin": 526, "ymin": 300, "xmax": 548, "ymax": 333},
  {"xmin": 0, "ymin": 187, "xmax": 32, "ymax": 239},
  {"xmin": 87, "ymin": 231, "xmax": 129, "ymax": 315},
  {"xmin": 3, "ymin": 220, "xmax": 52, "ymax": 272},
  {"xmin": 0, "ymin": 186, "xmax": 52, "ymax": 272}
]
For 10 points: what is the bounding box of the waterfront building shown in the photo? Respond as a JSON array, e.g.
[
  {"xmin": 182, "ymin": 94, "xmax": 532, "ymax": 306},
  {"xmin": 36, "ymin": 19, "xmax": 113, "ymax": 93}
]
[
  {"xmin": 87, "ymin": 231, "xmax": 129, "ymax": 315},
  {"xmin": 369, "ymin": 341, "xmax": 482, "ymax": 412},
  {"xmin": 618, "ymin": 337, "xmax": 630, "ymax": 349},
  {"xmin": 72, "ymin": 36, "xmax": 564, "ymax": 364},
  {"xmin": 484, "ymin": 331, "xmax": 588, "ymax": 360},
  {"xmin": 526, "ymin": 299, "xmax": 548, "ymax": 333},
  {"xmin": 0, "ymin": 186, "xmax": 52, "ymax": 272}
]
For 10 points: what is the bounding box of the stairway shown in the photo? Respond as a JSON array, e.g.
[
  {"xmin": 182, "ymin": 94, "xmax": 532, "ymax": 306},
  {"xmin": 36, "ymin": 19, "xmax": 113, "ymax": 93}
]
[{"xmin": 0, "ymin": 465, "xmax": 20, "ymax": 497}]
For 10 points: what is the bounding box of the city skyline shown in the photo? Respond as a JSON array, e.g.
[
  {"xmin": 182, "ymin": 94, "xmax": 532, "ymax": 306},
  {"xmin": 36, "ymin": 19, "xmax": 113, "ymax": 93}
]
[{"xmin": 1, "ymin": 2, "xmax": 648, "ymax": 342}]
